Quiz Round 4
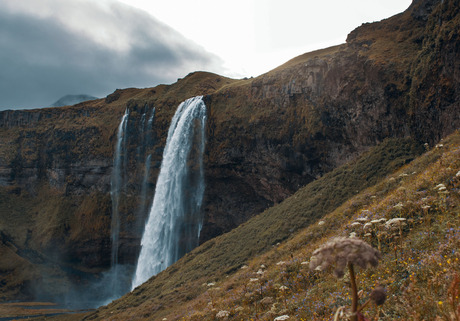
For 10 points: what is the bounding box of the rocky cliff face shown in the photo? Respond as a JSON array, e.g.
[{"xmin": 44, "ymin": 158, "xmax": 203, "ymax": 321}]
[{"xmin": 0, "ymin": 0, "xmax": 459, "ymax": 301}]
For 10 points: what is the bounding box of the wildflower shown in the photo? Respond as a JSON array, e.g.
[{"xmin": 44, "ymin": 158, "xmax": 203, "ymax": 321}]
[
  {"xmin": 421, "ymin": 205, "xmax": 431, "ymax": 210},
  {"xmin": 438, "ymin": 301, "xmax": 443, "ymax": 306},
  {"xmin": 279, "ymin": 285, "xmax": 288, "ymax": 291},
  {"xmin": 385, "ymin": 218, "xmax": 406, "ymax": 228},
  {"xmin": 355, "ymin": 217, "xmax": 369, "ymax": 223},
  {"xmin": 363, "ymin": 223, "xmax": 372, "ymax": 230},
  {"xmin": 249, "ymin": 278, "xmax": 259, "ymax": 282},
  {"xmin": 349, "ymin": 232, "xmax": 357, "ymax": 238},
  {"xmin": 456, "ymin": 170, "xmax": 460, "ymax": 177},
  {"xmin": 351, "ymin": 222, "xmax": 362, "ymax": 227},
  {"xmin": 276, "ymin": 261, "xmax": 286, "ymax": 266},
  {"xmin": 370, "ymin": 218, "xmax": 386, "ymax": 224},
  {"xmin": 257, "ymin": 269, "xmax": 264, "ymax": 275},
  {"xmin": 241, "ymin": 265, "xmax": 248, "ymax": 269},
  {"xmin": 207, "ymin": 282, "xmax": 215, "ymax": 287},
  {"xmin": 435, "ymin": 183, "xmax": 446, "ymax": 190},
  {"xmin": 435, "ymin": 144, "xmax": 443, "ymax": 148},
  {"xmin": 370, "ymin": 286, "xmax": 386, "ymax": 305},
  {"xmin": 393, "ymin": 203, "xmax": 404, "ymax": 209},
  {"xmin": 309, "ymin": 237, "xmax": 380, "ymax": 278},
  {"xmin": 310, "ymin": 238, "xmax": 380, "ymax": 321},
  {"xmin": 274, "ymin": 315, "xmax": 290, "ymax": 320},
  {"xmin": 300, "ymin": 261, "xmax": 309, "ymax": 265},
  {"xmin": 260, "ymin": 264, "xmax": 266, "ymax": 269},
  {"xmin": 318, "ymin": 220, "xmax": 325, "ymax": 226},
  {"xmin": 216, "ymin": 310, "xmax": 230, "ymax": 318},
  {"xmin": 260, "ymin": 297, "xmax": 275, "ymax": 305}
]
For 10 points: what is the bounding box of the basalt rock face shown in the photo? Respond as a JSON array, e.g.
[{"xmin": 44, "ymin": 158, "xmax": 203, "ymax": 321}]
[
  {"xmin": 200, "ymin": 0, "xmax": 460, "ymax": 242},
  {"xmin": 0, "ymin": 0, "xmax": 459, "ymax": 301}
]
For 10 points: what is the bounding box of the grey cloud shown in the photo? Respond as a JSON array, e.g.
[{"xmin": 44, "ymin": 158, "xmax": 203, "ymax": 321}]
[{"xmin": 0, "ymin": 1, "xmax": 223, "ymax": 110}]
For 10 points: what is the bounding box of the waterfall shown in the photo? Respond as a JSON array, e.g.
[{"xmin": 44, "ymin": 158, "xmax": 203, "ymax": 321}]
[
  {"xmin": 110, "ymin": 108, "xmax": 129, "ymax": 268},
  {"xmin": 146, "ymin": 107, "xmax": 155, "ymax": 147},
  {"xmin": 132, "ymin": 96, "xmax": 206, "ymax": 289},
  {"xmin": 138, "ymin": 108, "xmax": 155, "ymax": 231},
  {"xmin": 137, "ymin": 107, "xmax": 156, "ymax": 233}
]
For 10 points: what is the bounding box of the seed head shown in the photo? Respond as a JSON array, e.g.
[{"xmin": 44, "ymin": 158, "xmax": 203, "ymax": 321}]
[
  {"xmin": 309, "ymin": 237, "xmax": 380, "ymax": 278},
  {"xmin": 216, "ymin": 310, "xmax": 229, "ymax": 318},
  {"xmin": 370, "ymin": 286, "xmax": 386, "ymax": 305}
]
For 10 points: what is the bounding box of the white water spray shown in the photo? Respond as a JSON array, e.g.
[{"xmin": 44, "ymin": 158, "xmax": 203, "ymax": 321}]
[{"xmin": 132, "ymin": 96, "xmax": 206, "ymax": 289}]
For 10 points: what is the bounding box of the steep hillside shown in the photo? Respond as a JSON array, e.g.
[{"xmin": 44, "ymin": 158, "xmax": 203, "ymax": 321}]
[
  {"xmin": 105, "ymin": 129, "xmax": 457, "ymax": 321},
  {"xmin": 0, "ymin": 0, "xmax": 459, "ymax": 305}
]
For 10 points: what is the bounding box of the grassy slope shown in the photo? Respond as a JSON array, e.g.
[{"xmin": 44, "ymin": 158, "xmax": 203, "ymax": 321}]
[
  {"xmin": 79, "ymin": 136, "xmax": 424, "ymax": 320},
  {"xmin": 95, "ymin": 131, "xmax": 458, "ymax": 321},
  {"xmin": 163, "ymin": 130, "xmax": 458, "ymax": 321}
]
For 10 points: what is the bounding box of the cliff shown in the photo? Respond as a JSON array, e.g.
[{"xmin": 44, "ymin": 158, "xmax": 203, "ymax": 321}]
[{"xmin": 0, "ymin": 0, "xmax": 459, "ymax": 303}]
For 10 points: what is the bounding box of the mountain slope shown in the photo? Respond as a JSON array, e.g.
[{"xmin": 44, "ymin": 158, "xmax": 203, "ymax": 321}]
[
  {"xmin": 85, "ymin": 129, "xmax": 459, "ymax": 321},
  {"xmin": 170, "ymin": 130, "xmax": 460, "ymax": 320}
]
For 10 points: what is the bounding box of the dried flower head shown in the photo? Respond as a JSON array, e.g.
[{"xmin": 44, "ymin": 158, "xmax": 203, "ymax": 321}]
[
  {"xmin": 370, "ymin": 286, "xmax": 386, "ymax": 305},
  {"xmin": 385, "ymin": 218, "xmax": 406, "ymax": 229},
  {"xmin": 216, "ymin": 310, "xmax": 229, "ymax": 318},
  {"xmin": 309, "ymin": 237, "xmax": 380, "ymax": 278}
]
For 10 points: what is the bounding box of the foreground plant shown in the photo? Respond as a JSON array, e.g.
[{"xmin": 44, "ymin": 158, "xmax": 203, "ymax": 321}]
[{"xmin": 310, "ymin": 237, "xmax": 383, "ymax": 321}]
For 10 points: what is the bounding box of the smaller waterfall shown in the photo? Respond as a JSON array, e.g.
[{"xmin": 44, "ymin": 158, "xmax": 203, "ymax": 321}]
[
  {"xmin": 137, "ymin": 107, "xmax": 156, "ymax": 233},
  {"xmin": 132, "ymin": 96, "xmax": 206, "ymax": 289},
  {"xmin": 146, "ymin": 107, "xmax": 155, "ymax": 147},
  {"xmin": 137, "ymin": 112, "xmax": 146, "ymax": 160},
  {"xmin": 110, "ymin": 108, "xmax": 129, "ymax": 269}
]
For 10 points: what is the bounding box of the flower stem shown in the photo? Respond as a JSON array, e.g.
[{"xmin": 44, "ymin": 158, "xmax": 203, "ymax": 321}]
[{"xmin": 348, "ymin": 263, "xmax": 358, "ymax": 321}]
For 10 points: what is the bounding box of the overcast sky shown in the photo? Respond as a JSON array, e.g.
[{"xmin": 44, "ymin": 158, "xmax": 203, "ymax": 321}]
[{"xmin": 0, "ymin": 0, "xmax": 412, "ymax": 110}]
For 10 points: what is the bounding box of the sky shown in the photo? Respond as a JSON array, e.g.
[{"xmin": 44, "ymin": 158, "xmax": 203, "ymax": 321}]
[{"xmin": 0, "ymin": 0, "xmax": 412, "ymax": 110}]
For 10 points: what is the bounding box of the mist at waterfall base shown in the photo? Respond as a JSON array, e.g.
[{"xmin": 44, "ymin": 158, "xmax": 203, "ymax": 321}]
[{"xmin": 31, "ymin": 264, "xmax": 135, "ymax": 310}]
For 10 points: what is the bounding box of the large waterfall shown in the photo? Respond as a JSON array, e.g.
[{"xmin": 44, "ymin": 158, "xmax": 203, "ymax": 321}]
[{"xmin": 132, "ymin": 96, "xmax": 206, "ymax": 289}]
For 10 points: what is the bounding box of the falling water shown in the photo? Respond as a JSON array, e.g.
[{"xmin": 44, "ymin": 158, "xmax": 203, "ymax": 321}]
[
  {"xmin": 110, "ymin": 108, "xmax": 129, "ymax": 268},
  {"xmin": 132, "ymin": 96, "xmax": 206, "ymax": 289},
  {"xmin": 138, "ymin": 108, "xmax": 155, "ymax": 225}
]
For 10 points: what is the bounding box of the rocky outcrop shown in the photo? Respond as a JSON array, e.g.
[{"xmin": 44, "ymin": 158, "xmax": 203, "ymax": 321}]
[{"xmin": 0, "ymin": 0, "xmax": 459, "ymax": 302}]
